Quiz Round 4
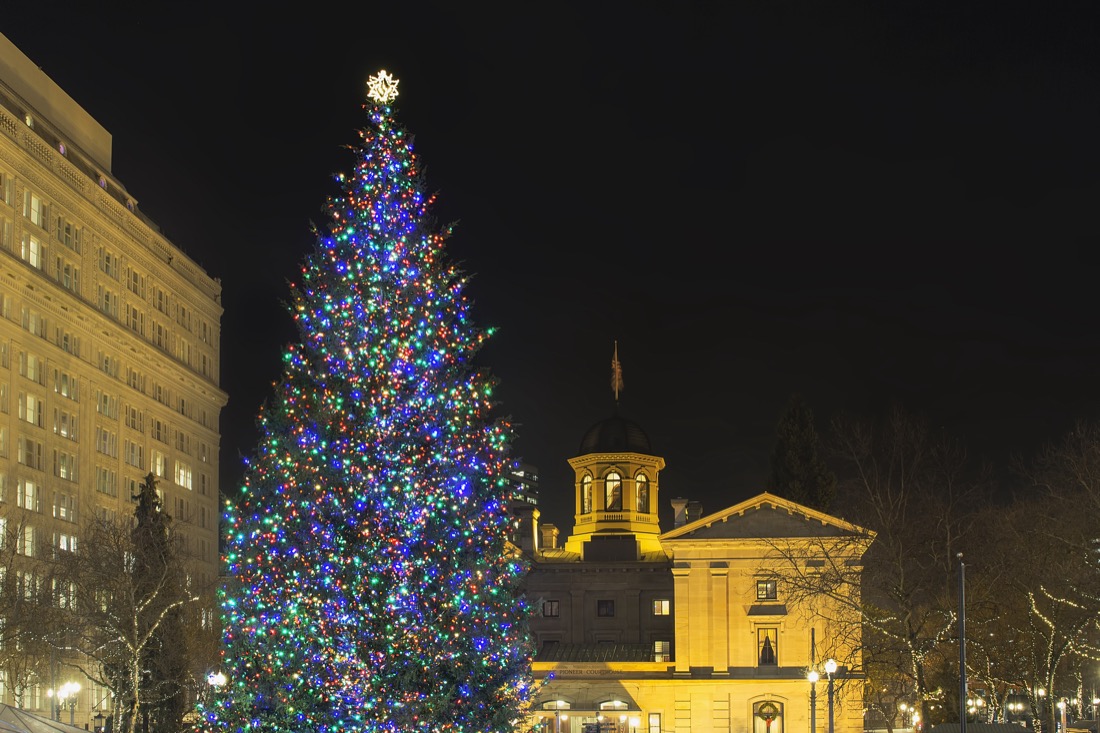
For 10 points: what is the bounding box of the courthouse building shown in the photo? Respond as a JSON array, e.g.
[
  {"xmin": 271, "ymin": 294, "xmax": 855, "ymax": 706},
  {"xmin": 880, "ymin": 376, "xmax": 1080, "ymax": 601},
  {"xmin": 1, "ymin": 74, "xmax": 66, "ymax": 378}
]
[
  {"xmin": 0, "ymin": 33, "xmax": 225, "ymax": 724},
  {"xmin": 519, "ymin": 409, "xmax": 874, "ymax": 733}
]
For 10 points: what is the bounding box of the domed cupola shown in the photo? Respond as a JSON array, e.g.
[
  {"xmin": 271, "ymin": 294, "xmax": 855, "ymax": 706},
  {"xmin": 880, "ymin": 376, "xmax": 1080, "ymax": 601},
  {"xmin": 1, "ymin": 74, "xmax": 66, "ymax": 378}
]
[
  {"xmin": 561, "ymin": 342, "xmax": 667, "ymax": 559},
  {"xmin": 579, "ymin": 414, "xmax": 652, "ymax": 455}
]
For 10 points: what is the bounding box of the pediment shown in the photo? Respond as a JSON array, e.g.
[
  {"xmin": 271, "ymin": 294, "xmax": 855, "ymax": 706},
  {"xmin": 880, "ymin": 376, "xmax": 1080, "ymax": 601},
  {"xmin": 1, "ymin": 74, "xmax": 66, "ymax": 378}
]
[{"xmin": 660, "ymin": 492, "xmax": 872, "ymax": 541}]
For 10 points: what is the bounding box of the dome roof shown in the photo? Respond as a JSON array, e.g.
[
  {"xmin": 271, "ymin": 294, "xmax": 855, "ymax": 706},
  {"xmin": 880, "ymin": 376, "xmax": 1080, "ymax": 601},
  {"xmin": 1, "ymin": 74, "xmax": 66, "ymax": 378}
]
[{"xmin": 579, "ymin": 414, "xmax": 653, "ymax": 455}]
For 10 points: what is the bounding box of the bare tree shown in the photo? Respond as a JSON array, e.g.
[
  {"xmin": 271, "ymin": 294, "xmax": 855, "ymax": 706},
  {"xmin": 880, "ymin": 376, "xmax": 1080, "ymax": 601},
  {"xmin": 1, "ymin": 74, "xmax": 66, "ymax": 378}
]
[
  {"xmin": 765, "ymin": 404, "xmax": 993, "ymax": 728},
  {"xmin": 50, "ymin": 474, "xmax": 198, "ymax": 733}
]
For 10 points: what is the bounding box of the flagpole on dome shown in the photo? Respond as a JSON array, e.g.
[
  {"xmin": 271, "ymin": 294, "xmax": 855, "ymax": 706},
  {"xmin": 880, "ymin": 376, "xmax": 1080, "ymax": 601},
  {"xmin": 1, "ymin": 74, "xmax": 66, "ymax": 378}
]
[{"xmin": 611, "ymin": 341, "xmax": 624, "ymax": 411}]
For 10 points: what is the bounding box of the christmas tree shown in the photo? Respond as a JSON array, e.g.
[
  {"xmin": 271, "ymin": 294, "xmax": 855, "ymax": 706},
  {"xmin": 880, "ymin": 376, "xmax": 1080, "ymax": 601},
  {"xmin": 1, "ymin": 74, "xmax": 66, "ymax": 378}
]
[{"xmin": 197, "ymin": 71, "xmax": 535, "ymax": 733}]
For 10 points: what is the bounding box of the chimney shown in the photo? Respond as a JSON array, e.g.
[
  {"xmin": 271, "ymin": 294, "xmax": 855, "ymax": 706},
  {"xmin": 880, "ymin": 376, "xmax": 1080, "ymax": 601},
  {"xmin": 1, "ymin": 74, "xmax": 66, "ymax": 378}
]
[
  {"xmin": 671, "ymin": 497, "xmax": 689, "ymax": 528},
  {"xmin": 512, "ymin": 505, "xmax": 539, "ymax": 553},
  {"xmin": 687, "ymin": 500, "xmax": 703, "ymax": 525},
  {"xmin": 540, "ymin": 523, "xmax": 560, "ymax": 550}
]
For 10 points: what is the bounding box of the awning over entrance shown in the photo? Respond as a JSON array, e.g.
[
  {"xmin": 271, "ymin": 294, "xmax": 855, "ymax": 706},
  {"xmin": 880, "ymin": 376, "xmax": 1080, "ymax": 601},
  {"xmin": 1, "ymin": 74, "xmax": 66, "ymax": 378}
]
[{"xmin": 534, "ymin": 682, "xmax": 642, "ymax": 716}]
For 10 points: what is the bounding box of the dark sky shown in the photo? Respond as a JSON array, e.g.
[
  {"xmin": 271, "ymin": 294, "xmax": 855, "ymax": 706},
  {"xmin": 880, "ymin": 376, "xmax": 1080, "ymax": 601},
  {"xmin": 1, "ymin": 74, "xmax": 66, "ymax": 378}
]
[{"xmin": 5, "ymin": 3, "xmax": 1100, "ymax": 531}]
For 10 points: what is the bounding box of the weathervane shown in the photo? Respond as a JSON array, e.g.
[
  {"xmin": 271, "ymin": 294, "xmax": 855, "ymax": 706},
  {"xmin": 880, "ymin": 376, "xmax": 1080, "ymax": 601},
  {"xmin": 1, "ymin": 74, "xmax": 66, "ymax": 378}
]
[
  {"xmin": 611, "ymin": 340, "xmax": 624, "ymax": 404},
  {"xmin": 367, "ymin": 69, "xmax": 400, "ymax": 104}
]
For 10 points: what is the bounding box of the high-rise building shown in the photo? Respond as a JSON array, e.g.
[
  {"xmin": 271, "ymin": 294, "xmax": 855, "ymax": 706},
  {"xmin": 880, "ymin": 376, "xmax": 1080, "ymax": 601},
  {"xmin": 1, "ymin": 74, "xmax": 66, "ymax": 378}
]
[{"xmin": 0, "ymin": 32, "xmax": 225, "ymax": 723}]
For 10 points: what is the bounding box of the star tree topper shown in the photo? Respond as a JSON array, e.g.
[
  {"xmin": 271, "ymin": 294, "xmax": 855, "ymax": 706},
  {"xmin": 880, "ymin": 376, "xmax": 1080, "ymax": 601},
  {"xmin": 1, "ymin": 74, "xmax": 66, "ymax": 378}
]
[{"xmin": 367, "ymin": 69, "xmax": 400, "ymax": 104}]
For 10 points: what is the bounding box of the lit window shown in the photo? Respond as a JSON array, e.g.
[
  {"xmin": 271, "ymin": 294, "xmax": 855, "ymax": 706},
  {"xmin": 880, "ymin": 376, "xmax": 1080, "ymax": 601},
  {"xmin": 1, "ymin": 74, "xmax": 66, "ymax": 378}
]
[
  {"xmin": 175, "ymin": 461, "xmax": 193, "ymax": 490},
  {"xmin": 20, "ymin": 234, "xmax": 43, "ymax": 268},
  {"xmin": 653, "ymin": 641, "xmax": 670, "ymax": 663},
  {"xmin": 635, "ymin": 472, "xmax": 649, "ymax": 513},
  {"xmin": 757, "ymin": 580, "xmax": 778, "ymax": 601},
  {"xmin": 652, "ymin": 599, "xmax": 670, "ymax": 616},
  {"xmin": 758, "ymin": 628, "xmax": 778, "ymax": 666},
  {"xmin": 604, "ymin": 472, "xmax": 622, "ymax": 511},
  {"xmin": 151, "ymin": 450, "xmax": 167, "ymax": 478},
  {"xmin": 542, "ymin": 600, "xmax": 559, "ymax": 618},
  {"xmin": 649, "ymin": 713, "xmax": 662, "ymax": 733},
  {"xmin": 581, "ymin": 474, "xmax": 592, "ymax": 514}
]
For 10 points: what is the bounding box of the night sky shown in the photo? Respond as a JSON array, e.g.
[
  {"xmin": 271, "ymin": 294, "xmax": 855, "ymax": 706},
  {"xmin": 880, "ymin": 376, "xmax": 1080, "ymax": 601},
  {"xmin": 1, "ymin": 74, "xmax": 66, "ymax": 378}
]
[{"xmin": 5, "ymin": 4, "xmax": 1100, "ymax": 531}]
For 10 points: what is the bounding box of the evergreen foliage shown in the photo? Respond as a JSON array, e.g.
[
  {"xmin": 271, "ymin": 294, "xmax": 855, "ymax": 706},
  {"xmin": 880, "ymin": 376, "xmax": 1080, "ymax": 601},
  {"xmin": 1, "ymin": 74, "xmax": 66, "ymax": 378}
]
[
  {"xmin": 197, "ymin": 77, "xmax": 534, "ymax": 733},
  {"xmin": 766, "ymin": 393, "xmax": 836, "ymax": 512}
]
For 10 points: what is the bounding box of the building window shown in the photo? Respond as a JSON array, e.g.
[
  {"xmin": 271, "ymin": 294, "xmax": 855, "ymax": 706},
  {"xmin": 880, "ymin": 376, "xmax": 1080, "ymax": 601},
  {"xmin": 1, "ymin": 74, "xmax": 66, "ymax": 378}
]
[
  {"xmin": 53, "ymin": 491, "xmax": 76, "ymax": 522},
  {"xmin": 19, "ymin": 526, "xmax": 34, "ymax": 557},
  {"xmin": 757, "ymin": 580, "xmax": 778, "ymax": 601},
  {"xmin": 54, "ymin": 370, "xmax": 78, "ymax": 401},
  {"xmin": 649, "ymin": 713, "xmax": 662, "ymax": 733},
  {"xmin": 652, "ymin": 599, "xmax": 670, "ymax": 616},
  {"xmin": 98, "ymin": 285, "xmax": 119, "ymax": 317},
  {"xmin": 653, "ymin": 641, "xmax": 671, "ymax": 662},
  {"xmin": 604, "ymin": 471, "xmax": 622, "ymax": 511},
  {"xmin": 97, "ymin": 428, "xmax": 118, "ymax": 458},
  {"xmin": 23, "ymin": 191, "xmax": 48, "ymax": 229},
  {"xmin": 18, "ymin": 393, "xmax": 43, "ymax": 427},
  {"xmin": 21, "ymin": 308, "xmax": 46, "ymax": 338},
  {"xmin": 635, "ymin": 472, "xmax": 649, "ymax": 513},
  {"xmin": 98, "ymin": 248, "xmax": 119, "ymax": 279},
  {"xmin": 175, "ymin": 461, "xmax": 192, "ymax": 490},
  {"xmin": 758, "ymin": 628, "xmax": 778, "ymax": 666},
  {"xmin": 151, "ymin": 449, "xmax": 167, "ymax": 478},
  {"xmin": 542, "ymin": 600, "xmax": 559, "ymax": 618},
  {"xmin": 95, "ymin": 467, "xmax": 117, "ymax": 497},
  {"xmin": 54, "ymin": 451, "xmax": 78, "ymax": 482},
  {"xmin": 124, "ymin": 440, "xmax": 142, "ymax": 468},
  {"xmin": 127, "ymin": 268, "xmax": 144, "ymax": 296},
  {"xmin": 581, "ymin": 474, "xmax": 592, "ymax": 514},
  {"xmin": 126, "ymin": 305, "xmax": 143, "ymax": 335},
  {"xmin": 20, "ymin": 352, "xmax": 45, "ymax": 385},
  {"xmin": 17, "ymin": 479, "xmax": 39, "ymax": 511},
  {"xmin": 152, "ymin": 418, "xmax": 168, "ymax": 443},
  {"xmin": 55, "ymin": 259, "xmax": 79, "ymax": 293},
  {"xmin": 56, "ymin": 218, "xmax": 81, "ymax": 252},
  {"xmin": 97, "ymin": 390, "xmax": 119, "ymax": 420},
  {"xmin": 21, "ymin": 234, "xmax": 43, "ymax": 269},
  {"xmin": 54, "ymin": 409, "xmax": 78, "ymax": 441},
  {"xmin": 18, "ymin": 438, "xmax": 44, "ymax": 470},
  {"xmin": 597, "ymin": 600, "xmax": 615, "ymax": 617}
]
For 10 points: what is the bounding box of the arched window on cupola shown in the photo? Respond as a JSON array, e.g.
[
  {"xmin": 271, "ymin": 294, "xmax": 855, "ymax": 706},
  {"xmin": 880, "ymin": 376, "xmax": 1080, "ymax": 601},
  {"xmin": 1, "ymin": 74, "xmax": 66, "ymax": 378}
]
[
  {"xmin": 581, "ymin": 474, "xmax": 593, "ymax": 514},
  {"xmin": 604, "ymin": 471, "xmax": 622, "ymax": 511},
  {"xmin": 635, "ymin": 472, "xmax": 649, "ymax": 513}
]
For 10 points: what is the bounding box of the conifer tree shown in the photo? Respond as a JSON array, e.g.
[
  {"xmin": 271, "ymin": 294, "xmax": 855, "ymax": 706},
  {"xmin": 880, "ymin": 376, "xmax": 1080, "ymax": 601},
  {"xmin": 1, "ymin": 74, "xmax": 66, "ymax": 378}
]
[
  {"xmin": 131, "ymin": 473, "xmax": 189, "ymax": 733},
  {"xmin": 766, "ymin": 393, "xmax": 836, "ymax": 512},
  {"xmin": 197, "ymin": 71, "xmax": 534, "ymax": 733}
]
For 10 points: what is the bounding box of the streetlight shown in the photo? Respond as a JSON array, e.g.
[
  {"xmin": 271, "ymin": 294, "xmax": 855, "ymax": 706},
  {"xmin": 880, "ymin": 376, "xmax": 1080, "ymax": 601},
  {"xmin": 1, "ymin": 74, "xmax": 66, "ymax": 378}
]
[
  {"xmin": 629, "ymin": 716, "xmax": 640, "ymax": 733},
  {"xmin": 93, "ymin": 712, "xmax": 105, "ymax": 733},
  {"xmin": 57, "ymin": 681, "xmax": 80, "ymax": 725},
  {"xmin": 900, "ymin": 703, "xmax": 909, "ymax": 729},
  {"xmin": 825, "ymin": 659, "xmax": 838, "ymax": 733},
  {"xmin": 808, "ymin": 669, "xmax": 819, "ymax": 733}
]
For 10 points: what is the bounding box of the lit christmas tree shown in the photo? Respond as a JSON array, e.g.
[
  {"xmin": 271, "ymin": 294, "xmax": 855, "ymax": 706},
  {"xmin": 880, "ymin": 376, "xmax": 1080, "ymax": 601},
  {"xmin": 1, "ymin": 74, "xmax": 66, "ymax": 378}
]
[{"xmin": 197, "ymin": 71, "xmax": 535, "ymax": 733}]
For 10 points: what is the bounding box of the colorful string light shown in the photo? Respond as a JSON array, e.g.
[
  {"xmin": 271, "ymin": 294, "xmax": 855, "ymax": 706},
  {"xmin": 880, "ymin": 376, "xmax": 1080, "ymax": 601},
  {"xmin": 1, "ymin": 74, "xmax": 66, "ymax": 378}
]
[{"xmin": 194, "ymin": 77, "xmax": 535, "ymax": 733}]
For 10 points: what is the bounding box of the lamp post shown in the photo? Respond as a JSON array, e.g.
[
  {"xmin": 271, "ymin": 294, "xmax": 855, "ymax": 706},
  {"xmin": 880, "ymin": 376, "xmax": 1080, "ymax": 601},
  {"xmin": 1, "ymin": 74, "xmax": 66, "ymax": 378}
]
[
  {"xmin": 206, "ymin": 670, "xmax": 227, "ymax": 706},
  {"xmin": 93, "ymin": 712, "xmax": 105, "ymax": 733},
  {"xmin": 57, "ymin": 681, "xmax": 80, "ymax": 725},
  {"xmin": 825, "ymin": 658, "xmax": 838, "ymax": 733},
  {"xmin": 808, "ymin": 669, "xmax": 819, "ymax": 733}
]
